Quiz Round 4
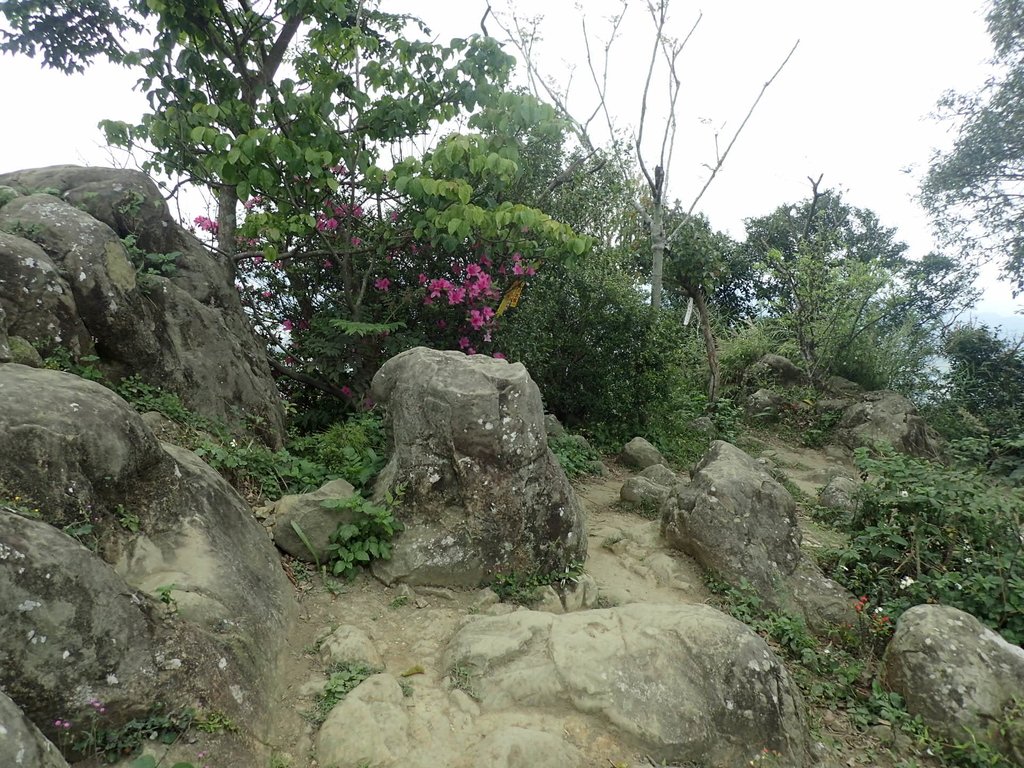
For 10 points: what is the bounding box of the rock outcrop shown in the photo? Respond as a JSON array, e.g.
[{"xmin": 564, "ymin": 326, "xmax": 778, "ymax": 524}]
[
  {"xmin": 837, "ymin": 390, "xmax": 940, "ymax": 457},
  {"xmin": 0, "ymin": 166, "xmax": 284, "ymax": 446},
  {"xmin": 882, "ymin": 605, "xmax": 1024, "ymax": 763},
  {"xmin": 369, "ymin": 348, "xmax": 586, "ymax": 586},
  {"xmin": 0, "ymin": 364, "xmax": 296, "ymax": 748},
  {"xmin": 443, "ymin": 603, "xmax": 811, "ymax": 766},
  {"xmin": 0, "ymin": 691, "xmax": 69, "ymax": 768},
  {"xmin": 660, "ymin": 441, "xmax": 855, "ymax": 631}
]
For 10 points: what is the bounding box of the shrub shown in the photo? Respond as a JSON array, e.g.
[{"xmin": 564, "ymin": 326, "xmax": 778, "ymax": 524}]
[
  {"xmin": 819, "ymin": 447, "xmax": 1024, "ymax": 644},
  {"xmin": 290, "ymin": 412, "xmax": 387, "ymax": 491},
  {"xmin": 549, "ymin": 434, "xmax": 601, "ymax": 479},
  {"xmin": 321, "ymin": 489, "xmax": 403, "ymax": 579}
]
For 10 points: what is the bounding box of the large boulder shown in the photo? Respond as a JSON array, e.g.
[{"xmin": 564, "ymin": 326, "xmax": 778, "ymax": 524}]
[
  {"xmin": 660, "ymin": 441, "xmax": 855, "ymax": 631},
  {"xmin": 0, "ymin": 364, "xmax": 296, "ymax": 745},
  {"xmin": 369, "ymin": 348, "xmax": 586, "ymax": 586},
  {"xmin": 443, "ymin": 603, "xmax": 811, "ymax": 766},
  {"xmin": 0, "ymin": 691, "xmax": 69, "ymax": 768},
  {"xmin": 838, "ymin": 390, "xmax": 940, "ymax": 457},
  {"xmin": 620, "ymin": 436, "xmax": 666, "ymax": 469},
  {"xmin": 0, "ymin": 166, "xmax": 284, "ymax": 447},
  {"xmin": 661, "ymin": 441, "xmax": 802, "ymax": 599},
  {"xmin": 881, "ymin": 605, "xmax": 1024, "ymax": 763}
]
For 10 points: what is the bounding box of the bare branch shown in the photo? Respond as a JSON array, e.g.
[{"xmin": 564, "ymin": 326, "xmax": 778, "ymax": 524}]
[{"xmin": 668, "ymin": 38, "xmax": 800, "ymax": 244}]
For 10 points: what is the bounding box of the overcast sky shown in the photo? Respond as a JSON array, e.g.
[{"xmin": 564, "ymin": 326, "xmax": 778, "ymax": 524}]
[{"xmin": 0, "ymin": 0, "xmax": 1019, "ymax": 319}]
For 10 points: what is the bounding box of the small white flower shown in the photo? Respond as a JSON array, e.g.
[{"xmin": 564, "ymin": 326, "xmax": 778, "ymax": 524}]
[
  {"xmin": 899, "ymin": 576, "xmax": 915, "ymax": 589},
  {"xmin": 899, "ymin": 490, "xmax": 909, "ymax": 498}
]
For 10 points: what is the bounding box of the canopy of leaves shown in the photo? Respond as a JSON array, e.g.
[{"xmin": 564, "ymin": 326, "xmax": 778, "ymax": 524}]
[{"xmin": 922, "ymin": 0, "xmax": 1024, "ymax": 295}]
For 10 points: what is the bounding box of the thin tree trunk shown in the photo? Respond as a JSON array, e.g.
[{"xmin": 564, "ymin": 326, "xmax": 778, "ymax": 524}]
[
  {"xmin": 216, "ymin": 185, "xmax": 238, "ymax": 267},
  {"xmin": 687, "ymin": 282, "xmax": 719, "ymax": 404},
  {"xmin": 650, "ymin": 200, "xmax": 665, "ymax": 309}
]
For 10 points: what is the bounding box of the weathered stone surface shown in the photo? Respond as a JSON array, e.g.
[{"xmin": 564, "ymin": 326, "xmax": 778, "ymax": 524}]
[
  {"xmin": 318, "ymin": 624, "xmax": 383, "ymax": 668},
  {"xmin": 0, "ymin": 690, "xmax": 69, "ymax": 768},
  {"xmin": 0, "ymin": 365, "xmax": 165, "ymax": 521},
  {"xmin": 620, "ymin": 436, "xmax": 665, "ymax": 469},
  {"xmin": 0, "ymin": 166, "xmax": 284, "ymax": 446},
  {"xmin": 838, "ymin": 390, "xmax": 940, "ymax": 457},
  {"xmin": 0, "ymin": 364, "xmax": 296, "ymax": 741},
  {"xmin": 0, "ymin": 229, "xmax": 93, "ymax": 358},
  {"xmin": 315, "ymin": 674, "xmax": 411, "ymax": 768},
  {"xmin": 824, "ymin": 375, "xmax": 863, "ymax": 396},
  {"xmin": 271, "ymin": 478, "xmax": 358, "ymax": 563},
  {"xmin": 660, "ymin": 441, "xmax": 855, "ymax": 630},
  {"xmin": 0, "ymin": 302, "xmax": 9, "ymax": 363},
  {"xmin": 544, "ymin": 413, "xmax": 566, "ymax": 438},
  {"xmin": 619, "ymin": 476, "xmax": 670, "ymax": 506},
  {"xmin": 818, "ymin": 475, "xmax": 859, "ymax": 514},
  {"xmin": 444, "ymin": 603, "xmax": 811, "ymax": 766},
  {"xmin": 661, "ymin": 441, "xmax": 802, "ymax": 600},
  {"xmin": 881, "ymin": 605, "xmax": 1024, "ymax": 763},
  {"xmin": 370, "ymin": 348, "xmax": 586, "ymax": 586},
  {"xmin": 638, "ymin": 463, "xmax": 679, "ymax": 487},
  {"xmin": 8, "ymin": 336, "xmax": 43, "ymax": 367},
  {"xmin": 465, "ymin": 727, "xmax": 583, "ymax": 768},
  {"xmin": 0, "ymin": 510, "xmax": 244, "ymax": 749},
  {"xmin": 748, "ymin": 354, "xmax": 807, "ymax": 387}
]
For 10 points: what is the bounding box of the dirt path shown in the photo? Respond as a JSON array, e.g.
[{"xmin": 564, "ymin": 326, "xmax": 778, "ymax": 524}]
[{"xmin": 260, "ymin": 443, "xmax": 882, "ymax": 768}]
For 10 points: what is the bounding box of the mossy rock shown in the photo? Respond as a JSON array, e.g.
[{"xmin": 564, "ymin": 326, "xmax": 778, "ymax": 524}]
[
  {"xmin": 0, "ymin": 185, "xmax": 19, "ymax": 209},
  {"xmin": 7, "ymin": 336, "xmax": 42, "ymax": 367}
]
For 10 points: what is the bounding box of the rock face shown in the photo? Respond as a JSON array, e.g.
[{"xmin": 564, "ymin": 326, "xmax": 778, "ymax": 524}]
[
  {"xmin": 0, "ymin": 691, "xmax": 69, "ymax": 768},
  {"xmin": 0, "ymin": 166, "xmax": 284, "ymax": 446},
  {"xmin": 660, "ymin": 441, "xmax": 855, "ymax": 631},
  {"xmin": 620, "ymin": 436, "xmax": 666, "ymax": 469},
  {"xmin": 837, "ymin": 390, "xmax": 940, "ymax": 457},
  {"xmin": 443, "ymin": 603, "xmax": 811, "ymax": 766},
  {"xmin": 369, "ymin": 348, "xmax": 586, "ymax": 586},
  {"xmin": 0, "ymin": 364, "xmax": 296, "ymax": 746},
  {"xmin": 882, "ymin": 605, "xmax": 1024, "ymax": 763},
  {"xmin": 661, "ymin": 441, "xmax": 803, "ymax": 599}
]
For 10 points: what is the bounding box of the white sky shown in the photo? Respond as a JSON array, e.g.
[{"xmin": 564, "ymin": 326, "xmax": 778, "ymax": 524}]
[{"xmin": 0, "ymin": 0, "xmax": 1019, "ymax": 318}]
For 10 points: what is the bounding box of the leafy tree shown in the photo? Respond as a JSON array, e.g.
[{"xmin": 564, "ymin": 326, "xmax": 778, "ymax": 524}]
[
  {"xmin": 922, "ymin": 0, "xmax": 1024, "ymax": 296},
  {"xmin": 2, "ymin": 1, "xmax": 592, "ymax": 427},
  {"xmin": 940, "ymin": 324, "xmax": 1024, "ymax": 437},
  {"xmin": 744, "ymin": 182, "xmax": 976, "ymax": 389}
]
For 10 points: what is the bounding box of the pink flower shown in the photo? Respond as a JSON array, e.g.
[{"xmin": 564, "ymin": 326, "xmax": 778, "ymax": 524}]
[
  {"xmin": 447, "ymin": 286, "xmax": 466, "ymax": 305},
  {"xmin": 261, "ymin": 290, "xmax": 273, "ymax": 298},
  {"xmin": 316, "ymin": 216, "xmax": 338, "ymax": 232},
  {"xmin": 480, "ymin": 254, "xmax": 492, "ymax": 268},
  {"xmin": 437, "ymin": 319, "xmax": 447, "ymax": 329},
  {"xmin": 428, "ymin": 278, "xmax": 451, "ymax": 298},
  {"xmin": 493, "ymin": 352, "xmax": 505, "ymax": 359},
  {"xmin": 466, "ymin": 264, "xmax": 482, "ymax": 278},
  {"xmin": 282, "ymin": 319, "xmax": 294, "ymax": 331},
  {"xmin": 323, "ymin": 260, "xmax": 333, "ymax": 268},
  {"xmin": 341, "ymin": 385, "xmax": 352, "ymax": 397},
  {"xmin": 374, "ymin": 278, "xmax": 391, "ymax": 292},
  {"xmin": 351, "ymin": 236, "xmax": 362, "ymax": 247},
  {"xmin": 418, "ymin": 273, "xmax": 428, "ymax": 285},
  {"xmin": 390, "ymin": 210, "xmax": 399, "ymax": 222},
  {"xmin": 468, "ymin": 309, "xmax": 486, "ymax": 330},
  {"xmin": 458, "ymin": 336, "xmax": 471, "ymax": 350},
  {"xmin": 513, "ymin": 262, "xmax": 526, "ymax": 276}
]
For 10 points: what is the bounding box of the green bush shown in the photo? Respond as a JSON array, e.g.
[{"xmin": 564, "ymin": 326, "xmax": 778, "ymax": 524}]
[
  {"xmin": 819, "ymin": 447, "xmax": 1024, "ymax": 644},
  {"xmin": 549, "ymin": 434, "xmax": 601, "ymax": 479},
  {"xmin": 321, "ymin": 489, "xmax": 403, "ymax": 579},
  {"xmin": 290, "ymin": 412, "xmax": 387, "ymax": 491}
]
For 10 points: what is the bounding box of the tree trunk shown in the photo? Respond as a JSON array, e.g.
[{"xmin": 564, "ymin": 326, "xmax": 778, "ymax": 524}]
[
  {"xmin": 216, "ymin": 185, "xmax": 238, "ymax": 266},
  {"xmin": 650, "ymin": 201, "xmax": 665, "ymax": 309},
  {"xmin": 687, "ymin": 282, "xmax": 720, "ymax": 404}
]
